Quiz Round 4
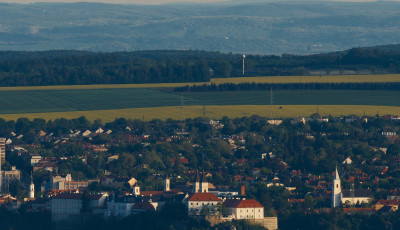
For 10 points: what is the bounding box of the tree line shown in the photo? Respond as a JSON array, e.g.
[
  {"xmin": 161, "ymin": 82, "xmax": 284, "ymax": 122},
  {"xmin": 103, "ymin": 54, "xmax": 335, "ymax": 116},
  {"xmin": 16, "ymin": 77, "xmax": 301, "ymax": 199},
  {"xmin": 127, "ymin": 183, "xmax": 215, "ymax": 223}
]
[
  {"xmin": 0, "ymin": 46, "xmax": 400, "ymax": 86},
  {"xmin": 175, "ymin": 82, "xmax": 400, "ymax": 92}
]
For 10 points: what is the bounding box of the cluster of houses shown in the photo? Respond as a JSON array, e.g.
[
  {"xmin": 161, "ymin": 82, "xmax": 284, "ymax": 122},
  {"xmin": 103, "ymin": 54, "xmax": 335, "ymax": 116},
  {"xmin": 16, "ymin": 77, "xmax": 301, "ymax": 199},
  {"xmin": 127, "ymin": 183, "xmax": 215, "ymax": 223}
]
[
  {"xmin": 0, "ymin": 114, "xmax": 400, "ymax": 229},
  {"xmin": 19, "ymin": 171, "xmax": 277, "ymax": 229}
]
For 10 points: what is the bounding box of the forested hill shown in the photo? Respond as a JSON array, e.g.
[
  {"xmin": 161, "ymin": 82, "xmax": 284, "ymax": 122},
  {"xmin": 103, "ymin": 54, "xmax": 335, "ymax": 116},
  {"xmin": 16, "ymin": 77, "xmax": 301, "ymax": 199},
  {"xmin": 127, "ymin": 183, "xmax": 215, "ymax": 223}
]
[{"xmin": 0, "ymin": 45, "xmax": 400, "ymax": 86}]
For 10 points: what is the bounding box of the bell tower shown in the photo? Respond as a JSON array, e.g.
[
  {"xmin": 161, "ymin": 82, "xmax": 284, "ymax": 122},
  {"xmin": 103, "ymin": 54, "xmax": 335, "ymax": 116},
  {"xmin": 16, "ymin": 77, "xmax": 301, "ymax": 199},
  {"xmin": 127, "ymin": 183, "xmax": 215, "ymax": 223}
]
[
  {"xmin": 332, "ymin": 167, "xmax": 342, "ymax": 208},
  {"xmin": 29, "ymin": 173, "xmax": 35, "ymax": 199},
  {"xmin": 133, "ymin": 183, "xmax": 140, "ymax": 196},
  {"xmin": 164, "ymin": 175, "xmax": 170, "ymax": 192}
]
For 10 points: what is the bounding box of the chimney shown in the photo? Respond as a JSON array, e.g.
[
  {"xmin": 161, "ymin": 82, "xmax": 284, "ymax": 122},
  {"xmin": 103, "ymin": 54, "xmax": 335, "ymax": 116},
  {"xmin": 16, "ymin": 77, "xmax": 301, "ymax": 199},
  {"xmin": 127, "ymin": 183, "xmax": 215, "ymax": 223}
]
[{"xmin": 240, "ymin": 185, "xmax": 245, "ymax": 196}]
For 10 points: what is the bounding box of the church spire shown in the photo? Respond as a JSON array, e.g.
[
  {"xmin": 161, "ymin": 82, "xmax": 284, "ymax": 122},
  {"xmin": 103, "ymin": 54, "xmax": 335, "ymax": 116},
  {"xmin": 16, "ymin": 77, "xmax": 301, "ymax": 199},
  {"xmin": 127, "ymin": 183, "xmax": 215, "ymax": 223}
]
[
  {"xmin": 332, "ymin": 167, "xmax": 342, "ymax": 208},
  {"xmin": 29, "ymin": 172, "xmax": 35, "ymax": 199},
  {"xmin": 334, "ymin": 166, "xmax": 340, "ymax": 180}
]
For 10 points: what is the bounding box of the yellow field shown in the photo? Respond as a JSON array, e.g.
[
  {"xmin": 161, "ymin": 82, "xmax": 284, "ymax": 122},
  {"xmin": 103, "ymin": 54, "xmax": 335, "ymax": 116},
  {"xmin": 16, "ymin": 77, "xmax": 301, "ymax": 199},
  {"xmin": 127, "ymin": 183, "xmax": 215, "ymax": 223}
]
[
  {"xmin": 1, "ymin": 105, "xmax": 399, "ymax": 122},
  {"xmin": 0, "ymin": 74, "xmax": 399, "ymax": 91},
  {"xmin": 211, "ymin": 74, "xmax": 400, "ymax": 84}
]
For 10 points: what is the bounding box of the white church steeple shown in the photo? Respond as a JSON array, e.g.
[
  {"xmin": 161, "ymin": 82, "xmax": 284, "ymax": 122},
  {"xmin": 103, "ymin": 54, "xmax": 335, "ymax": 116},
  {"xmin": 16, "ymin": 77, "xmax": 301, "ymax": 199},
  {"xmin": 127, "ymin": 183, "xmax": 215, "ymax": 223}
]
[
  {"xmin": 332, "ymin": 167, "xmax": 342, "ymax": 208},
  {"xmin": 164, "ymin": 175, "xmax": 170, "ymax": 192},
  {"xmin": 29, "ymin": 173, "xmax": 35, "ymax": 199},
  {"xmin": 133, "ymin": 182, "xmax": 140, "ymax": 196}
]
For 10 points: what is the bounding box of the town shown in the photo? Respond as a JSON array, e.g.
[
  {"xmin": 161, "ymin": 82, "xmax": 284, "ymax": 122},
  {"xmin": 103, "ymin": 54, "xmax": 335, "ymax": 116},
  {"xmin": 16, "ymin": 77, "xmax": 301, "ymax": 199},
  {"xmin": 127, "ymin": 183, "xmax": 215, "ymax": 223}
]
[{"xmin": 0, "ymin": 114, "xmax": 399, "ymax": 229}]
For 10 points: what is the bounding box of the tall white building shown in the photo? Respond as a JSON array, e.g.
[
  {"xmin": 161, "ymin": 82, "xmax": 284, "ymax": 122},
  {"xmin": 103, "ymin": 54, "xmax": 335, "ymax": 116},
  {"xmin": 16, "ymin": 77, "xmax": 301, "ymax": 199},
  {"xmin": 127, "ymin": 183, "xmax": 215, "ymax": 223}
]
[
  {"xmin": 1, "ymin": 166, "xmax": 21, "ymax": 193},
  {"xmin": 0, "ymin": 138, "xmax": 5, "ymax": 165},
  {"xmin": 332, "ymin": 167, "xmax": 342, "ymax": 208},
  {"xmin": 0, "ymin": 137, "xmax": 4, "ymax": 192},
  {"xmin": 164, "ymin": 175, "xmax": 170, "ymax": 192},
  {"xmin": 29, "ymin": 174, "xmax": 35, "ymax": 199}
]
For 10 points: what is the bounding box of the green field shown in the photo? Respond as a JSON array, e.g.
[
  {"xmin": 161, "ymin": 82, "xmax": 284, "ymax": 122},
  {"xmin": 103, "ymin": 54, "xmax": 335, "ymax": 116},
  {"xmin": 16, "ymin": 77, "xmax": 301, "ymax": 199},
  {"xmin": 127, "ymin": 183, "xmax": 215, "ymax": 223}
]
[
  {"xmin": 0, "ymin": 88, "xmax": 181, "ymax": 114},
  {"xmin": 0, "ymin": 74, "xmax": 399, "ymax": 121},
  {"xmin": 0, "ymin": 74, "xmax": 399, "ymax": 92},
  {"xmin": 1, "ymin": 89, "xmax": 400, "ymax": 115}
]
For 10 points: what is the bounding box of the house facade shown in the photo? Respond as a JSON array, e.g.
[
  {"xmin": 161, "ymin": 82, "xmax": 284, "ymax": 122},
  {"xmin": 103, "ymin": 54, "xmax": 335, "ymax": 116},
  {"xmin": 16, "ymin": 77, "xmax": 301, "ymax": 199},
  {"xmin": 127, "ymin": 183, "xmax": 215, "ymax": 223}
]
[
  {"xmin": 223, "ymin": 199, "xmax": 264, "ymax": 220},
  {"xmin": 186, "ymin": 193, "xmax": 221, "ymax": 216}
]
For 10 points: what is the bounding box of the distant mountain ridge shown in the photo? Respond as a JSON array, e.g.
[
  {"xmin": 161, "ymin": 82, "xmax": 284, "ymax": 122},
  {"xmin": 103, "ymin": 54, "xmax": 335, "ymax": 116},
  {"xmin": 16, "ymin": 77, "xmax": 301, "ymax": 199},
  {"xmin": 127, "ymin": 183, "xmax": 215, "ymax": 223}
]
[{"xmin": 1, "ymin": 1, "xmax": 400, "ymax": 54}]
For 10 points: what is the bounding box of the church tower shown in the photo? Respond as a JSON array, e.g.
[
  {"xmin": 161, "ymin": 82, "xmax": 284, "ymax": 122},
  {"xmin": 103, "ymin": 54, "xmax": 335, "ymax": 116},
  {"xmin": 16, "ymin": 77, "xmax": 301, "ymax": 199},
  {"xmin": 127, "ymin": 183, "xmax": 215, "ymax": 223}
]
[
  {"xmin": 192, "ymin": 170, "xmax": 201, "ymax": 193},
  {"xmin": 192, "ymin": 171, "xmax": 208, "ymax": 193},
  {"xmin": 200, "ymin": 172, "xmax": 208, "ymax": 193},
  {"xmin": 332, "ymin": 167, "xmax": 342, "ymax": 208},
  {"xmin": 164, "ymin": 175, "xmax": 170, "ymax": 192},
  {"xmin": 29, "ymin": 174, "xmax": 35, "ymax": 199},
  {"xmin": 133, "ymin": 182, "xmax": 140, "ymax": 196}
]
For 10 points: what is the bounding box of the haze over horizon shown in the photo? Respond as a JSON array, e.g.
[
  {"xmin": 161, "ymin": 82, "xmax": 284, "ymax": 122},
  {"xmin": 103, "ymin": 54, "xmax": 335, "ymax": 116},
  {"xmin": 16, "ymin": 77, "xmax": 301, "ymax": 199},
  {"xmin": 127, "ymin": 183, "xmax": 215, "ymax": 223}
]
[
  {"xmin": 0, "ymin": 0, "xmax": 396, "ymax": 4},
  {"xmin": 1, "ymin": 0, "xmax": 227, "ymax": 4},
  {"xmin": 1, "ymin": 0, "xmax": 400, "ymax": 53}
]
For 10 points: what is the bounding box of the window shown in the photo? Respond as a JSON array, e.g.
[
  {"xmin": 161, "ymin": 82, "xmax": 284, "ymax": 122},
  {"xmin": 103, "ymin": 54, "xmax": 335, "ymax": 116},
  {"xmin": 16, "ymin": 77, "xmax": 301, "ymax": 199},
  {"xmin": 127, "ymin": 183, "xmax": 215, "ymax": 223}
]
[{"xmin": 336, "ymin": 184, "xmax": 338, "ymax": 188}]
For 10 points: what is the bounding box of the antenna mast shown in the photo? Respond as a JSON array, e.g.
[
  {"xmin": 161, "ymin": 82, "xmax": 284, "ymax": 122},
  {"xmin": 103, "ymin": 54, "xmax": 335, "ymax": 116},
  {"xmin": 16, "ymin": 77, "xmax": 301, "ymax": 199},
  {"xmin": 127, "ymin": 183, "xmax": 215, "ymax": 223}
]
[
  {"xmin": 242, "ymin": 55, "xmax": 246, "ymax": 76},
  {"xmin": 269, "ymin": 87, "xmax": 273, "ymax": 119},
  {"xmin": 351, "ymin": 182, "xmax": 355, "ymax": 214}
]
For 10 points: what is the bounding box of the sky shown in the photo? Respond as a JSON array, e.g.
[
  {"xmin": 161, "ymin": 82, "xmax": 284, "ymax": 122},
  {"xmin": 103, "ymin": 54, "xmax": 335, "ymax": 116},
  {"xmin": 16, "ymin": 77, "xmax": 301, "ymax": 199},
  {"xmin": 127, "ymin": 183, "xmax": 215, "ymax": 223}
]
[
  {"xmin": 0, "ymin": 0, "xmax": 229, "ymax": 4},
  {"xmin": 0, "ymin": 0, "xmax": 394, "ymax": 4}
]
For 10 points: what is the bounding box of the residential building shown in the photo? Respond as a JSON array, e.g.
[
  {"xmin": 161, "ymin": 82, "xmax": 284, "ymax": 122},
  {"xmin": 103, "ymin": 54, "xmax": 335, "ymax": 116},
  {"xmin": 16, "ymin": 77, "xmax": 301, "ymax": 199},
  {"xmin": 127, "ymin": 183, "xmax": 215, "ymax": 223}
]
[
  {"xmin": 223, "ymin": 199, "xmax": 264, "ymax": 220},
  {"xmin": 47, "ymin": 174, "xmax": 88, "ymax": 191},
  {"xmin": 51, "ymin": 192, "xmax": 108, "ymax": 221},
  {"xmin": 51, "ymin": 193, "xmax": 82, "ymax": 222},
  {"xmin": 186, "ymin": 193, "xmax": 221, "ymax": 216},
  {"xmin": 0, "ymin": 138, "xmax": 5, "ymax": 165},
  {"xmin": 1, "ymin": 166, "xmax": 21, "ymax": 193}
]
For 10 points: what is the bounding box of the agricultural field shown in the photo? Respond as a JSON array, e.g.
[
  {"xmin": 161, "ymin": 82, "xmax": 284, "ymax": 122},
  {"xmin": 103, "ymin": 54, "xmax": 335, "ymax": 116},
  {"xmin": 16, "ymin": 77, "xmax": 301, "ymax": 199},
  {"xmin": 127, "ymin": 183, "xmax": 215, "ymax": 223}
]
[
  {"xmin": 0, "ymin": 74, "xmax": 399, "ymax": 121},
  {"xmin": 210, "ymin": 74, "xmax": 400, "ymax": 84},
  {"xmin": 0, "ymin": 74, "xmax": 399, "ymax": 92},
  {"xmin": 1, "ymin": 105, "xmax": 400, "ymax": 122}
]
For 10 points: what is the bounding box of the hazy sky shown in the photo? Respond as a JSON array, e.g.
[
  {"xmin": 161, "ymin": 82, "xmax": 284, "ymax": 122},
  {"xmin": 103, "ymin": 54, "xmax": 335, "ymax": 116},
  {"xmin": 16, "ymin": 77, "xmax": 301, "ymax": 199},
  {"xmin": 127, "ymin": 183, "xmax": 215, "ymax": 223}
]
[
  {"xmin": 0, "ymin": 0, "xmax": 230, "ymax": 4},
  {"xmin": 0, "ymin": 0, "xmax": 393, "ymax": 4}
]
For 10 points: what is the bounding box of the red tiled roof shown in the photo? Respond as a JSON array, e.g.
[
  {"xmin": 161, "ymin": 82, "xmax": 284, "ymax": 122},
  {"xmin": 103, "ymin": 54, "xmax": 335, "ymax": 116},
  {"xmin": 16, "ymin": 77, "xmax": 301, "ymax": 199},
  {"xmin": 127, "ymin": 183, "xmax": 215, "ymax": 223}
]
[
  {"xmin": 54, "ymin": 193, "xmax": 82, "ymax": 200},
  {"xmin": 188, "ymin": 193, "xmax": 221, "ymax": 202},
  {"xmin": 132, "ymin": 201, "xmax": 155, "ymax": 211},
  {"xmin": 140, "ymin": 191, "xmax": 164, "ymax": 196},
  {"xmin": 223, "ymin": 199, "xmax": 263, "ymax": 208},
  {"xmin": 53, "ymin": 193, "xmax": 103, "ymax": 200},
  {"xmin": 342, "ymin": 207, "xmax": 372, "ymax": 213},
  {"xmin": 288, "ymin": 199, "xmax": 305, "ymax": 204},
  {"xmin": 375, "ymin": 199, "xmax": 400, "ymax": 206},
  {"xmin": 171, "ymin": 158, "xmax": 189, "ymax": 164}
]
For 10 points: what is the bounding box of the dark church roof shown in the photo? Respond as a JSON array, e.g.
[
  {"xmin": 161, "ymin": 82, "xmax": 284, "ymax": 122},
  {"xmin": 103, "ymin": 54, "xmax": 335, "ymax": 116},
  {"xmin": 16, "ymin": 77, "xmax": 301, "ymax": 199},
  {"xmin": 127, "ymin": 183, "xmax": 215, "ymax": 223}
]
[
  {"xmin": 342, "ymin": 189, "xmax": 373, "ymax": 198},
  {"xmin": 194, "ymin": 170, "xmax": 201, "ymax": 182},
  {"xmin": 194, "ymin": 170, "xmax": 207, "ymax": 183}
]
